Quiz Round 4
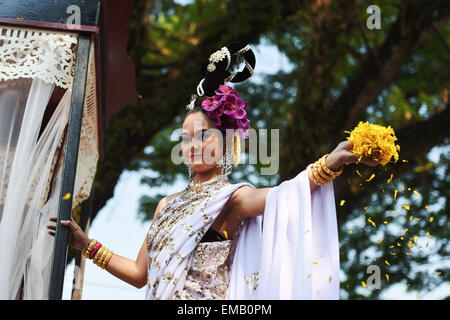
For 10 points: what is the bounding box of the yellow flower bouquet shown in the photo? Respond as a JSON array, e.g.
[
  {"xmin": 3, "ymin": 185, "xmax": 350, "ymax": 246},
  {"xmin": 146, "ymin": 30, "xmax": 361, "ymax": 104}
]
[{"xmin": 346, "ymin": 121, "xmax": 400, "ymax": 165}]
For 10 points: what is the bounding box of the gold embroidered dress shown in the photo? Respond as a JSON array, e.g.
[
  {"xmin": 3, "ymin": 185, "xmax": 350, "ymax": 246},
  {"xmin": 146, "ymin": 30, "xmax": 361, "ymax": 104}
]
[{"xmin": 145, "ymin": 175, "xmax": 249, "ymax": 300}]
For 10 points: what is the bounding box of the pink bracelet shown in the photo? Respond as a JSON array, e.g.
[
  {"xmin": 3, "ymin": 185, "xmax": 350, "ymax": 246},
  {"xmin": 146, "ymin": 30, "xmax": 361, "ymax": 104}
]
[{"xmin": 89, "ymin": 242, "xmax": 102, "ymax": 259}]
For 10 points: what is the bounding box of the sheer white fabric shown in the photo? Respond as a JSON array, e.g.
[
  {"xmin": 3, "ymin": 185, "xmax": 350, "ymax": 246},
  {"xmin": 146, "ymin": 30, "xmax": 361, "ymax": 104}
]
[
  {"xmin": 0, "ymin": 79, "xmax": 73, "ymax": 299},
  {"xmin": 227, "ymin": 169, "xmax": 340, "ymax": 299},
  {"xmin": 0, "ymin": 25, "xmax": 100, "ymax": 299}
]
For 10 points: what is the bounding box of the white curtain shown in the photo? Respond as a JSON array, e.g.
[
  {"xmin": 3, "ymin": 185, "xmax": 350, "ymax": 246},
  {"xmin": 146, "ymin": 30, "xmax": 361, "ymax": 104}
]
[{"xmin": 0, "ymin": 78, "xmax": 72, "ymax": 299}]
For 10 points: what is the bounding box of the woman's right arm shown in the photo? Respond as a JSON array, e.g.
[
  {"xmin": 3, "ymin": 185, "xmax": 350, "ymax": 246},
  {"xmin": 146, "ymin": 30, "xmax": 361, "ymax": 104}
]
[{"xmin": 47, "ymin": 196, "xmax": 168, "ymax": 289}]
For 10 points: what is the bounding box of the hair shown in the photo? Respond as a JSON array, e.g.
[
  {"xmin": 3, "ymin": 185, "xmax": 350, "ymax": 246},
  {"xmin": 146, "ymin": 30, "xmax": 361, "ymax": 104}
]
[{"xmin": 182, "ymin": 41, "xmax": 256, "ymax": 134}]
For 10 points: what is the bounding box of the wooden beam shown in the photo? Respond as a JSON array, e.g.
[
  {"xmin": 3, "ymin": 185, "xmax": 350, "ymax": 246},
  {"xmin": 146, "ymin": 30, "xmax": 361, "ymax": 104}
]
[{"xmin": 48, "ymin": 33, "xmax": 91, "ymax": 300}]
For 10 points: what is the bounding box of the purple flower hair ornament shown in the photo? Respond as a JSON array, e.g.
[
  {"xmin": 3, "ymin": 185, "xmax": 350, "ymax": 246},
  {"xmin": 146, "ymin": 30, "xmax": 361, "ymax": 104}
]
[{"xmin": 201, "ymin": 85, "xmax": 251, "ymax": 139}]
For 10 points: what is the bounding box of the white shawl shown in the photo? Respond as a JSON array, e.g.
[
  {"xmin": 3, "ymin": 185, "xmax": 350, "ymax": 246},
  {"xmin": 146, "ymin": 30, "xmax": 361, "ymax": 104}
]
[{"xmin": 227, "ymin": 168, "xmax": 340, "ymax": 299}]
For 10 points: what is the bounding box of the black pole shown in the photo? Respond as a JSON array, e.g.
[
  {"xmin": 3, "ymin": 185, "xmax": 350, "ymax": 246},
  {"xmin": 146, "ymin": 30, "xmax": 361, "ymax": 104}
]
[{"xmin": 48, "ymin": 33, "xmax": 91, "ymax": 300}]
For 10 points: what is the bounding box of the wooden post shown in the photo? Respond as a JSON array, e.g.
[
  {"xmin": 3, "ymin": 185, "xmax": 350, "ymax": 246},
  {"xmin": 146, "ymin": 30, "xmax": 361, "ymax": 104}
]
[{"xmin": 48, "ymin": 33, "xmax": 91, "ymax": 300}]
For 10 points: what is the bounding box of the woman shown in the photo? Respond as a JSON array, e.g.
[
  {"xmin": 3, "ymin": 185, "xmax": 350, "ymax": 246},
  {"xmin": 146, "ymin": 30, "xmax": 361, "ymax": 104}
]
[{"xmin": 48, "ymin": 42, "xmax": 378, "ymax": 300}]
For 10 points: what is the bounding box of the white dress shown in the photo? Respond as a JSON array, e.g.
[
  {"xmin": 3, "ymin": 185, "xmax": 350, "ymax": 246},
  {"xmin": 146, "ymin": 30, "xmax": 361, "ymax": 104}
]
[{"xmin": 145, "ymin": 168, "xmax": 339, "ymax": 300}]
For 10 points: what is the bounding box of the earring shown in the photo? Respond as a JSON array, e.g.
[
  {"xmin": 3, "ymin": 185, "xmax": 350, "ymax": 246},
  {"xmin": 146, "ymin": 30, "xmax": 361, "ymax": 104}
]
[
  {"xmin": 188, "ymin": 165, "xmax": 194, "ymax": 185},
  {"xmin": 216, "ymin": 148, "xmax": 233, "ymax": 176}
]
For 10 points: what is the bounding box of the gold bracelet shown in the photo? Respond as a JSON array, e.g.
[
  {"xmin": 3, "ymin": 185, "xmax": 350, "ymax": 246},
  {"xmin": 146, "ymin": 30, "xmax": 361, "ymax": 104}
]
[
  {"xmin": 102, "ymin": 250, "xmax": 114, "ymax": 269},
  {"xmin": 308, "ymin": 164, "xmax": 328, "ymax": 185},
  {"xmin": 98, "ymin": 247, "xmax": 110, "ymax": 267},
  {"xmin": 308, "ymin": 164, "xmax": 321, "ymax": 185},
  {"xmin": 320, "ymin": 154, "xmax": 343, "ymax": 177},
  {"xmin": 97, "ymin": 248, "xmax": 108, "ymax": 267},
  {"xmin": 311, "ymin": 163, "xmax": 330, "ymax": 185},
  {"xmin": 314, "ymin": 161, "xmax": 334, "ymax": 181},
  {"xmin": 93, "ymin": 246, "xmax": 106, "ymax": 265},
  {"xmin": 83, "ymin": 239, "xmax": 97, "ymax": 258}
]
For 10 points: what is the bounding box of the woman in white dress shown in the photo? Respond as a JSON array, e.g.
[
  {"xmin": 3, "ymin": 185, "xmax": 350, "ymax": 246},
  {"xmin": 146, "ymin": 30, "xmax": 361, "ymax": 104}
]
[{"xmin": 48, "ymin": 42, "xmax": 378, "ymax": 300}]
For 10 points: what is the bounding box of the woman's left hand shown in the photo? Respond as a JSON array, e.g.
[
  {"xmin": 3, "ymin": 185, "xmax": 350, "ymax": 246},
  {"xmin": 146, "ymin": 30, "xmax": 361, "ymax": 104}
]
[{"xmin": 326, "ymin": 141, "xmax": 379, "ymax": 171}]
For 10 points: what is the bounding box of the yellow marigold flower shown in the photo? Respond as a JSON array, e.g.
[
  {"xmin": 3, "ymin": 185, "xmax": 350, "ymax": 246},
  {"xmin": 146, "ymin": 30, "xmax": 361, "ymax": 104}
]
[{"xmin": 346, "ymin": 121, "xmax": 399, "ymax": 165}]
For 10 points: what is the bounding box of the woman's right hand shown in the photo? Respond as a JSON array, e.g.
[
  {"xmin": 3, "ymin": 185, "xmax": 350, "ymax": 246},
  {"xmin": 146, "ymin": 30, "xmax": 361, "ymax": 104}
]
[{"xmin": 47, "ymin": 217, "xmax": 91, "ymax": 252}]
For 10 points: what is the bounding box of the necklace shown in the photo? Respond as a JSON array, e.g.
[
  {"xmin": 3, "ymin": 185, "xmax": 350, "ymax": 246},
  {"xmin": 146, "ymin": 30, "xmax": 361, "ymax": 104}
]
[{"xmin": 187, "ymin": 174, "xmax": 229, "ymax": 193}]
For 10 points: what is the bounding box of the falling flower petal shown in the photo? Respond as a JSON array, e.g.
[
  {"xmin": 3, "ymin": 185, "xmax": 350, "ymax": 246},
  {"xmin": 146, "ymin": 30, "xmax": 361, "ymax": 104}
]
[
  {"xmin": 356, "ymin": 169, "xmax": 362, "ymax": 177},
  {"xmin": 387, "ymin": 173, "xmax": 393, "ymax": 184},
  {"xmin": 385, "ymin": 260, "xmax": 390, "ymax": 266},
  {"xmin": 425, "ymin": 232, "xmax": 432, "ymax": 238},
  {"xmin": 401, "ymin": 185, "xmax": 405, "ymax": 191},
  {"xmin": 366, "ymin": 173, "xmax": 375, "ymax": 182},
  {"xmin": 312, "ymin": 261, "xmax": 319, "ymax": 264},
  {"xmin": 394, "ymin": 190, "xmax": 398, "ymax": 200},
  {"xmin": 223, "ymin": 231, "xmax": 228, "ymax": 240},
  {"xmin": 340, "ymin": 200, "xmax": 345, "ymax": 206},
  {"xmin": 361, "ymin": 281, "xmax": 367, "ymax": 288},
  {"xmin": 430, "ymin": 217, "xmax": 434, "ymax": 223},
  {"xmin": 385, "ymin": 274, "xmax": 390, "ymax": 282},
  {"xmin": 402, "ymin": 159, "xmax": 408, "ymax": 163},
  {"xmin": 425, "ymin": 205, "xmax": 430, "ymax": 210},
  {"xmin": 402, "ymin": 205, "xmax": 411, "ymax": 211},
  {"xmin": 368, "ymin": 217, "xmax": 376, "ymax": 228},
  {"xmin": 329, "ymin": 276, "xmax": 332, "ymax": 283},
  {"xmin": 62, "ymin": 193, "xmax": 71, "ymax": 200}
]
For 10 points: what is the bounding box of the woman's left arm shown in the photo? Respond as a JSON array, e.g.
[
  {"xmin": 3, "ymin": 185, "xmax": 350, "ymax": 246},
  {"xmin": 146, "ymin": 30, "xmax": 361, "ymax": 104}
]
[{"xmin": 232, "ymin": 141, "xmax": 379, "ymax": 217}]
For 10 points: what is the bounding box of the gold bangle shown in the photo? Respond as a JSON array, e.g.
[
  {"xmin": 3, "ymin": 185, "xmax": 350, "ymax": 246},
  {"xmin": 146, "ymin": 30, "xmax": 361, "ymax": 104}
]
[
  {"xmin": 102, "ymin": 250, "xmax": 114, "ymax": 269},
  {"xmin": 320, "ymin": 154, "xmax": 343, "ymax": 177},
  {"xmin": 93, "ymin": 246, "xmax": 106, "ymax": 265},
  {"xmin": 308, "ymin": 164, "xmax": 322, "ymax": 185},
  {"xmin": 97, "ymin": 247, "xmax": 109, "ymax": 267},
  {"xmin": 311, "ymin": 163, "xmax": 331, "ymax": 185},
  {"xmin": 308, "ymin": 164, "xmax": 328, "ymax": 185},
  {"xmin": 315, "ymin": 161, "xmax": 334, "ymax": 181},
  {"xmin": 83, "ymin": 239, "xmax": 97, "ymax": 258}
]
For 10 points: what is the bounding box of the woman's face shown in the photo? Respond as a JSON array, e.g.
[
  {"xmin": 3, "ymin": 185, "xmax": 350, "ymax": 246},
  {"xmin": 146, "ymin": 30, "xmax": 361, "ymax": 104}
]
[{"xmin": 181, "ymin": 111, "xmax": 224, "ymax": 173}]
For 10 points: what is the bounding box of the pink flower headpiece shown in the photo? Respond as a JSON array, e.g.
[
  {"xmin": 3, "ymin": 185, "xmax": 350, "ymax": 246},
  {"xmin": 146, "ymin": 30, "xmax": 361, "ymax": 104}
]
[{"xmin": 201, "ymin": 85, "xmax": 251, "ymax": 139}]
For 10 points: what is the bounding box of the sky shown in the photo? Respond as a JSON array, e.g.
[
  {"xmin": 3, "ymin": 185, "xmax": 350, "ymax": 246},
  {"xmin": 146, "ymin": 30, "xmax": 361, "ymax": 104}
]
[{"xmin": 61, "ymin": 38, "xmax": 449, "ymax": 300}]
